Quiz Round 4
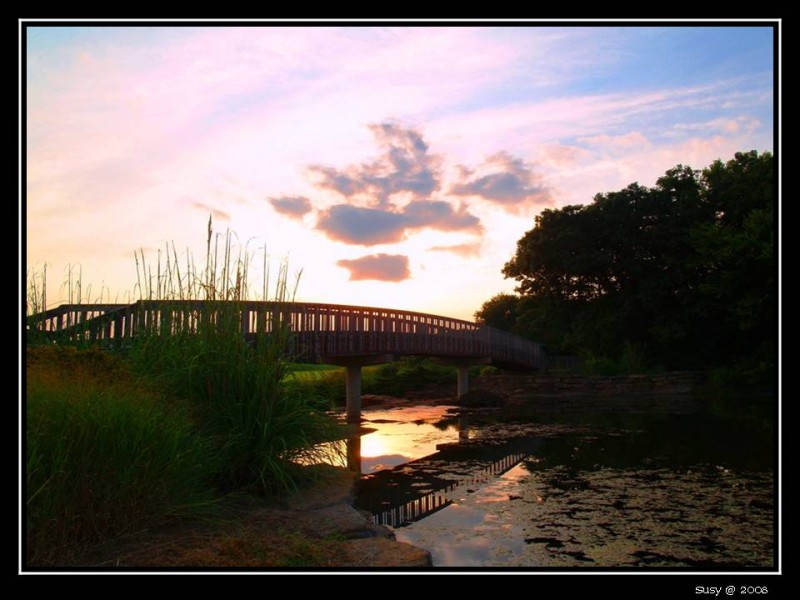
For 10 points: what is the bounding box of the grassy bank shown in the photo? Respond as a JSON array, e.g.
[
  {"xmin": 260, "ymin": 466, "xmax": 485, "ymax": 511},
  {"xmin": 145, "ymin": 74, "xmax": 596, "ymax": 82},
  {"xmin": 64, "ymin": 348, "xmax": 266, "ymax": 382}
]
[
  {"xmin": 25, "ymin": 224, "xmax": 345, "ymax": 566},
  {"xmin": 26, "ymin": 347, "xmax": 217, "ymax": 565}
]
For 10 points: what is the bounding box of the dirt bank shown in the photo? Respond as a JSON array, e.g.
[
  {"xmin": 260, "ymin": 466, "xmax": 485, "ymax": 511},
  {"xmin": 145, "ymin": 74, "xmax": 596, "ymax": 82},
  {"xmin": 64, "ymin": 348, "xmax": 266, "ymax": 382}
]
[{"xmin": 61, "ymin": 465, "xmax": 431, "ymax": 570}]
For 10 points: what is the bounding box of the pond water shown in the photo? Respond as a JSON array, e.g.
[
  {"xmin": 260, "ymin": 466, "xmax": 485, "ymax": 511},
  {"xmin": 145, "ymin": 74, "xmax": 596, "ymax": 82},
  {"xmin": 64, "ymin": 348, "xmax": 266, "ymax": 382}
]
[{"xmin": 349, "ymin": 403, "xmax": 775, "ymax": 569}]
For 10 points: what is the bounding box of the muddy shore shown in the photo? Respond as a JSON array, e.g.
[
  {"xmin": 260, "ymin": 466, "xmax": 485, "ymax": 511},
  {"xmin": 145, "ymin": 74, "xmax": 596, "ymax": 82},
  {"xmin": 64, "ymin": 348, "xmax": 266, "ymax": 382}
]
[{"xmin": 70, "ymin": 462, "xmax": 431, "ymax": 569}]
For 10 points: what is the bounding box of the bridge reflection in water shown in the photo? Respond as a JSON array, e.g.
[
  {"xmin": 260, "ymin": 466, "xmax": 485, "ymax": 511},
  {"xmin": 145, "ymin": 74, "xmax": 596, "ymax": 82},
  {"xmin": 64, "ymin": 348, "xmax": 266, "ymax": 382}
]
[
  {"xmin": 366, "ymin": 450, "xmax": 532, "ymax": 528},
  {"xmin": 349, "ymin": 416, "xmax": 544, "ymax": 528}
]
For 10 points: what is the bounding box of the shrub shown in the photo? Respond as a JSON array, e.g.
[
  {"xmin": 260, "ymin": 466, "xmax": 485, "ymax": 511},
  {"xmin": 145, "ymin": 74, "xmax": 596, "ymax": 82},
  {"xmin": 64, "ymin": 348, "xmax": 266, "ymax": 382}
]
[{"xmin": 365, "ymin": 357, "xmax": 454, "ymax": 396}]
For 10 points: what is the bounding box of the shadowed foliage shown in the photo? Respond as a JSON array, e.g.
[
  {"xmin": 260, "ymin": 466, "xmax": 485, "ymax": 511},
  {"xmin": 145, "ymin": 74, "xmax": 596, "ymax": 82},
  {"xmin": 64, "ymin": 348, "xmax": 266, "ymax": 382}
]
[{"xmin": 478, "ymin": 150, "xmax": 774, "ymax": 378}]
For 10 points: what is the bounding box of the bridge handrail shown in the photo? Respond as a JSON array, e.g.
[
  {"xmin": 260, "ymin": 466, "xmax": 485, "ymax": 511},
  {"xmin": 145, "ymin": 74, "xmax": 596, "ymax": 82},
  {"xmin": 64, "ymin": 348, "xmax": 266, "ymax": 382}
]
[
  {"xmin": 26, "ymin": 300, "xmax": 545, "ymax": 368},
  {"xmin": 25, "ymin": 303, "xmax": 128, "ymax": 323}
]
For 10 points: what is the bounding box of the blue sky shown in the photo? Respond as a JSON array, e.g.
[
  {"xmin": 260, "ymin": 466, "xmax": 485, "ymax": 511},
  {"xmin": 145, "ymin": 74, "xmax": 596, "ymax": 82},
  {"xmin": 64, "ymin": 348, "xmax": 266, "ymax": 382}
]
[{"xmin": 24, "ymin": 22, "xmax": 776, "ymax": 319}]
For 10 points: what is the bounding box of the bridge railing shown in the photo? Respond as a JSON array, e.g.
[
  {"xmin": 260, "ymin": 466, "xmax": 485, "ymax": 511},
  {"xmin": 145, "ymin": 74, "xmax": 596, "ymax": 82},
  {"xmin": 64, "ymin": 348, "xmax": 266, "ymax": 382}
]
[
  {"xmin": 26, "ymin": 303, "xmax": 133, "ymax": 341},
  {"xmin": 26, "ymin": 300, "xmax": 545, "ymax": 369}
]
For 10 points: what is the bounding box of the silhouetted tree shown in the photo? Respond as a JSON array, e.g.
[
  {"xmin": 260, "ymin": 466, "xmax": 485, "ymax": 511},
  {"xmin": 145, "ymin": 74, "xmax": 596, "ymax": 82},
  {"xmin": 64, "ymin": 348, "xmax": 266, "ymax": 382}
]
[
  {"xmin": 474, "ymin": 293, "xmax": 520, "ymax": 331},
  {"xmin": 496, "ymin": 150, "xmax": 774, "ymax": 371}
]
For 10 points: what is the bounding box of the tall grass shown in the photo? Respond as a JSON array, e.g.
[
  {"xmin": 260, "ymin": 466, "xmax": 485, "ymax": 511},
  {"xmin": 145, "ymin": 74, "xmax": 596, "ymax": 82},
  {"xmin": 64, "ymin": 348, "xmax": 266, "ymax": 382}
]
[
  {"xmin": 26, "ymin": 346, "xmax": 216, "ymax": 566},
  {"xmin": 25, "ymin": 264, "xmax": 46, "ymax": 317},
  {"xmin": 25, "ymin": 220, "xmax": 343, "ymax": 565},
  {"xmin": 128, "ymin": 219, "xmax": 340, "ymax": 493},
  {"xmin": 26, "ymin": 266, "xmax": 48, "ymax": 345}
]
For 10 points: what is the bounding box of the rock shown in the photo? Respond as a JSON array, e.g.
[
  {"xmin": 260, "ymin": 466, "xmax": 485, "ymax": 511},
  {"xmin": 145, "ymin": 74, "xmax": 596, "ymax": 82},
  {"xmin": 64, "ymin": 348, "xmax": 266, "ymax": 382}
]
[
  {"xmin": 287, "ymin": 466, "xmax": 357, "ymax": 510},
  {"xmin": 432, "ymin": 397, "xmax": 459, "ymax": 405},
  {"xmin": 308, "ymin": 504, "xmax": 394, "ymax": 540},
  {"xmin": 337, "ymin": 538, "xmax": 432, "ymax": 567},
  {"xmin": 362, "ymin": 394, "xmax": 396, "ymax": 406},
  {"xmin": 458, "ymin": 388, "xmax": 506, "ymax": 408},
  {"xmin": 280, "ymin": 465, "xmax": 433, "ymax": 565}
]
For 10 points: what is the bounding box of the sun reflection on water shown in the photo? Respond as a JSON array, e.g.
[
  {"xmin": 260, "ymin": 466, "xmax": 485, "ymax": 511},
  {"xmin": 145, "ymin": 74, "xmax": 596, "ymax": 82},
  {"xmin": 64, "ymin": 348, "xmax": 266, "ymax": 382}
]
[
  {"xmin": 357, "ymin": 406, "xmax": 460, "ymax": 473},
  {"xmin": 299, "ymin": 405, "xmax": 462, "ymax": 473}
]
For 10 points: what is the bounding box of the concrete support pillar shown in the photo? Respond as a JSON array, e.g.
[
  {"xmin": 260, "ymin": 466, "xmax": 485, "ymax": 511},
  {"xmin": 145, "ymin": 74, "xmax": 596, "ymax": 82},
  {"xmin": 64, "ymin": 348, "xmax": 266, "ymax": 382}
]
[
  {"xmin": 345, "ymin": 364, "xmax": 362, "ymax": 424},
  {"xmin": 326, "ymin": 354, "xmax": 394, "ymax": 424},
  {"xmin": 435, "ymin": 356, "xmax": 490, "ymax": 401},
  {"xmin": 457, "ymin": 365, "xmax": 469, "ymax": 398}
]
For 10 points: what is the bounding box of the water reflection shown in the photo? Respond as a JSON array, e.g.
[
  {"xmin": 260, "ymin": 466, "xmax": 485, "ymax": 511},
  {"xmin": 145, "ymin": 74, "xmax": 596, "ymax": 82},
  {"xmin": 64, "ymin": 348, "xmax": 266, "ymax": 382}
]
[
  {"xmin": 345, "ymin": 433, "xmax": 361, "ymax": 473},
  {"xmin": 354, "ymin": 406, "xmax": 461, "ymax": 473},
  {"xmin": 352, "ymin": 406, "xmax": 543, "ymax": 528},
  {"xmin": 303, "ymin": 406, "xmax": 461, "ymax": 473},
  {"xmin": 348, "ymin": 404, "xmax": 774, "ymax": 568},
  {"xmin": 368, "ymin": 450, "xmax": 530, "ymax": 528},
  {"xmin": 458, "ymin": 415, "xmax": 470, "ymax": 443},
  {"xmin": 396, "ymin": 458, "xmax": 773, "ymax": 568},
  {"xmin": 396, "ymin": 463, "xmax": 530, "ymax": 566}
]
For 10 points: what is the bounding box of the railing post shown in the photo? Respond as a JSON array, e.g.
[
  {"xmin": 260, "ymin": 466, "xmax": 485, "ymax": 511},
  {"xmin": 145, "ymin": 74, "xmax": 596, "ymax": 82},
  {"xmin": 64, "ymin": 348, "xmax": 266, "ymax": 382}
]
[{"xmin": 241, "ymin": 307, "xmax": 250, "ymax": 338}]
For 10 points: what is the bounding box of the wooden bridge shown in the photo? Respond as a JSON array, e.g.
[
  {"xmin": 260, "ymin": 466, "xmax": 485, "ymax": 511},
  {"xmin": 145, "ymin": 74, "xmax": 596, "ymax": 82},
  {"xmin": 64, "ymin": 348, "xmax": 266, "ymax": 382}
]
[{"xmin": 26, "ymin": 300, "xmax": 545, "ymax": 421}]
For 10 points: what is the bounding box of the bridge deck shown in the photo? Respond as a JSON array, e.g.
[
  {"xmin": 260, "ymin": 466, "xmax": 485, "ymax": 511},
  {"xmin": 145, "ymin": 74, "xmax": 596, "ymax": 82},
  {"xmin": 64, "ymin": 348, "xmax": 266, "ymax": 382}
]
[{"xmin": 26, "ymin": 300, "xmax": 544, "ymax": 369}]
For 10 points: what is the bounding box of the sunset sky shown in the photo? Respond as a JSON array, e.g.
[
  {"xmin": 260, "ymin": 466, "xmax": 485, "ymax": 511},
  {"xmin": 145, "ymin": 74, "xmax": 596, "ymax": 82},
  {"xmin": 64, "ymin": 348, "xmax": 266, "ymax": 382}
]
[{"xmin": 24, "ymin": 22, "xmax": 776, "ymax": 320}]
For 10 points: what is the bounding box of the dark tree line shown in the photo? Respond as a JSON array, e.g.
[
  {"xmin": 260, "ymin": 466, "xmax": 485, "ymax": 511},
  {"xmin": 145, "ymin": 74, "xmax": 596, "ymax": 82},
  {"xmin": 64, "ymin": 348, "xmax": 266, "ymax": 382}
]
[{"xmin": 476, "ymin": 150, "xmax": 774, "ymax": 374}]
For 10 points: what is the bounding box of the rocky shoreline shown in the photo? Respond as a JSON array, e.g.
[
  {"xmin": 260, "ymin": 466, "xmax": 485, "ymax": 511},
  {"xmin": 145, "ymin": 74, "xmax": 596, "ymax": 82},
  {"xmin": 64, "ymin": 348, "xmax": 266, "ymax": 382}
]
[
  {"xmin": 71, "ymin": 462, "xmax": 432, "ymax": 569},
  {"xmin": 282, "ymin": 464, "xmax": 433, "ymax": 568}
]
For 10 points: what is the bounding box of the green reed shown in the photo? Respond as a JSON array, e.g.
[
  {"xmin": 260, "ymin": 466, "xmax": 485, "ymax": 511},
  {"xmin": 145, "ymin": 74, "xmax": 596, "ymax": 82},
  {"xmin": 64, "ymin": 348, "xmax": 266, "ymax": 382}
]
[{"xmin": 128, "ymin": 218, "xmax": 339, "ymax": 493}]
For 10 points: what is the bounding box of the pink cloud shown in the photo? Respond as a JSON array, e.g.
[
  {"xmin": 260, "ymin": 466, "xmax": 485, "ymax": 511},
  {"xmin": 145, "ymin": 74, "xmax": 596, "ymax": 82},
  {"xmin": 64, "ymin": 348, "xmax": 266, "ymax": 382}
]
[
  {"xmin": 269, "ymin": 195, "xmax": 312, "ymax": 219},
  {"xmin": 577, "ymin": 131, "xmax": 652, "ymax": 151},
  {"xmin": 539, "ymin": 143, "xmax": 593, "ymax": 168},
  {"xmin": 307, "ymin": 120, "xmax": 441, "ymax": 209},
  {"xmin": 672, "ymin": 115, "xmax": 761, "ymax": 135},
  {"xmin": 316, "ymin": 201, "xmax": 481, "ymax": 246},
  {"xmin": 451, "ymin": 151, "xmax": 552, "ymax": 212},
  {"xmin": 428, "ymin": 242, "xmax": 481, "ymax": 258},
  {"xmin": 310, "ymin": 122, "xmax": 483, "ymax": 245},
  {"xmin": 336, "ymin": 254, "xmax": 411, "ymax": 282},
  {"xmin": 191, "ymin": 201, "xmax": 231, "ymax": 222}
]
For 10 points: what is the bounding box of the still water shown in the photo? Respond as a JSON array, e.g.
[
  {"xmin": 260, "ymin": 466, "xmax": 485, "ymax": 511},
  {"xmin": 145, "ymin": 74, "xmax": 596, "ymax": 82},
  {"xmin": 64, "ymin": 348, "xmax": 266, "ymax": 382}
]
[{"xmin": 348, "ymin": 403, "xmax": 774, "ymax": 569}]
